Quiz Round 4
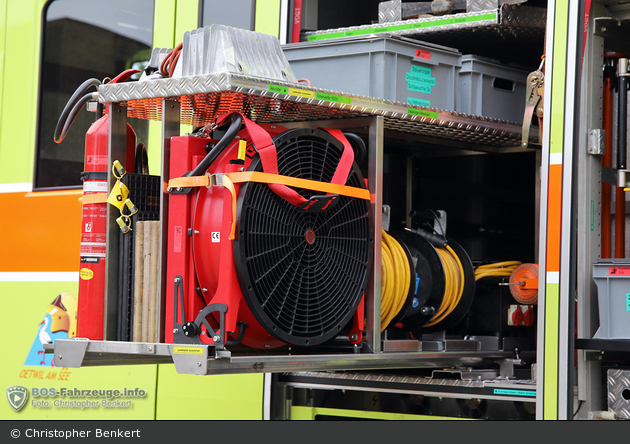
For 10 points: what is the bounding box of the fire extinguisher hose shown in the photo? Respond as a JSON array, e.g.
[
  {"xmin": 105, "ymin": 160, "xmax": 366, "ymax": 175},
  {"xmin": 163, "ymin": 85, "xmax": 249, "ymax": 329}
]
[
  {"xmin": 57, "ymin": 92, "xmax": 99, "ymax": 143},
  {"xmin": 54, "ymin": 78, "xmax": 102, "ymax": 143},
  {"xmin": 189, "ymin": 113, "xmax": 243, "ymax": 177}
]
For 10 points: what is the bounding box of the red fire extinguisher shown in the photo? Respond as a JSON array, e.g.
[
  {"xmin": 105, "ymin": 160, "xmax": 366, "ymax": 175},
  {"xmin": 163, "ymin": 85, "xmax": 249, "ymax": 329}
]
[{"xmin": 54, "ymin": 69, "xmax": 139, "ymax": 340}]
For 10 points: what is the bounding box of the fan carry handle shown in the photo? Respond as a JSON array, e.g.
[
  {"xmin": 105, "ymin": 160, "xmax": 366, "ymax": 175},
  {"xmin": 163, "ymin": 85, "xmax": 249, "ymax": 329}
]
[{"xmin": 214, "ymin": 112, "xmax": 356, "ymax": 208}]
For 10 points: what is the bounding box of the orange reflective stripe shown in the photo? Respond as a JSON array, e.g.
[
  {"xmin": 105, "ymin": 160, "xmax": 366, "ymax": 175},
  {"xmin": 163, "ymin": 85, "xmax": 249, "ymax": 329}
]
[
  {"xmin": 80, "ymin": 193, "xmax": 108, "ymax": 205},
  {"xmin": 227, "ymin": 171, "xmax": 371, "ymax": 200}
]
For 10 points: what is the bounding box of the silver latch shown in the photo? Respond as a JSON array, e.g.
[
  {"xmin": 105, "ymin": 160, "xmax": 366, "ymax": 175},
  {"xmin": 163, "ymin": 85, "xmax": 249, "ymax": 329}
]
[
  {"xmin": 522, "ymin": 58, "xmax": 545, "ymax": 149},
  {"xmin": 617, "ymin": 169, "xmax": 630, "ymax": 189},
  {"xmin": 587, "ymin": 129, "xmax": 605, "ymax": 155}
]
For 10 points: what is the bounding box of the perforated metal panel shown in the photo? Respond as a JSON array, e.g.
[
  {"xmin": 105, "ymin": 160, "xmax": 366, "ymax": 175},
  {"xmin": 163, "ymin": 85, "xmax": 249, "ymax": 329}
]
[{"xmin": 99, "ymin": 73, "xmax": 531, "ymax": 148}]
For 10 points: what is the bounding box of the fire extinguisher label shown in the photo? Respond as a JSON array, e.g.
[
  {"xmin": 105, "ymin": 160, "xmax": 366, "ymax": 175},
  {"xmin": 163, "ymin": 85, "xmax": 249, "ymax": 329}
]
[
  {"xmin": 80, "ymin": 241, "xmax": 107, "ymax": 258},
  {"xmin": 80, "ymin": 256, "xmax": 100, "ymax": 263},
  {"xmin": 83, "ymin": 180, "xmax": 108, "ymax": 193},
  {"xmin": 212, "ymin": 232, "xmax": 220, "ymax": 243},
  {"xmin": 80, "ymin": 268, "xmax": 94, "ymax": 280},
  {"xmin": 86, "ymin": 154, "xmax": 108, "ymax": 166}
]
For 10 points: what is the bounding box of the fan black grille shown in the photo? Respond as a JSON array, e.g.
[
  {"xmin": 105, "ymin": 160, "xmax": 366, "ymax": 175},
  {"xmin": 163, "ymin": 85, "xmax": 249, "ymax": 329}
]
[{"xmin": 234, "ymin": 128, "xmax": 371, "ymax": 346}]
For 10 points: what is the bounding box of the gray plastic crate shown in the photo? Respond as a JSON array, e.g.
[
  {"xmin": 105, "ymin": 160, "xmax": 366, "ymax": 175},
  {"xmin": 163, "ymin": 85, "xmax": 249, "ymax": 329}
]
[
  {"xmin": 593, "ymin": 260, "xmax": 630, "ymax": 339},
  {"xmin": 456, "ymin": 55, "xmax": 530, "ymax": 123},
  {"xmin": 282, "ymin": 36, "xmax": 461, "ymax": 111}
]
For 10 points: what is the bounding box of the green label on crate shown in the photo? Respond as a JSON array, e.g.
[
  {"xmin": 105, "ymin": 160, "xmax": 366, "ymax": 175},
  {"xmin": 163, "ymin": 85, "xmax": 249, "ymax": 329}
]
[
  {"xmin": 407, "ymin": 82, "xmax": 432, "ymax": 94},
  {"xmin": 307, "ymin": 12, "xmax": 497, "ymax": 41},
  {"xmin": 407, "ymin": 97, "xmax": 431, "ymax": 107},
  {"xmin": 315, "ymin": 92, "xmax": 352, "ymax": 104},
  {"xmin": 406, "ymin": 73, "xmax": 436, "ymax": 85},
  {"xmin": 407, "ymin": 107, "xmax": 438, "ymax": 119},
  {"xmin": 493, "ymin": 389, "xmax": 536, "ymax": 397},
  {"xmin": 410, "ymin": 65, "xmax": 432, "ymax": 76},
  {"xmin": 269, "ymin": 84, "xmax": 288, "ymax": 94}
]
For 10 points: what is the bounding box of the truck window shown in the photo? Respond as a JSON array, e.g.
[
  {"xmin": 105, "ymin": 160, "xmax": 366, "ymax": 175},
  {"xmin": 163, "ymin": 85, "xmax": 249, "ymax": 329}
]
[
  {"xmin": 35, "ymin": 0, "xmax": 154, "ymax": 189},
  {"xmin": 200, "ymin": 0, "xmax": 255, "ymax": 30}
]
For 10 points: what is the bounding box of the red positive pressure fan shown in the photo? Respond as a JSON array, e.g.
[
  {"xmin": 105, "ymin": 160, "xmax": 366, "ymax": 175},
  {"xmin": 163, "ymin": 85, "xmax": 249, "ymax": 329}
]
[{"xmin": 165, "ymin": 113, "xmax": 371, "ymax": 350}]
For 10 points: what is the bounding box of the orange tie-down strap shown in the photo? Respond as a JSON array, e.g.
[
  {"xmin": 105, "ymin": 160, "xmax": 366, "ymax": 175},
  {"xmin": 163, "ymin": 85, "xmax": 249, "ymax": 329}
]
[
  {"xmin": 168, "ymin": 171, "xmax": 371, "ymax": 200},
  {"xmin": 80, "ymin": 193, "xmax": 108, "ymax": 205},
  {"xmin": 168, "ymin": 171, "xmax": 371, "ymax": 240}
]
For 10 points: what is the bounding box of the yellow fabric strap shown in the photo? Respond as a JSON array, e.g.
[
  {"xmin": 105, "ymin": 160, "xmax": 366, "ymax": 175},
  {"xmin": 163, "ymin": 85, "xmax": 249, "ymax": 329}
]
[
  {"xmin": 168, "ymin": 171, "xmax": 371, "ymax": 201},
  {"xmin": 81, "ymin": 193, "xmax": 108, "ymax": 205},
  {"xmin": 222, "ymin": 175, "xmax": 237, "ymax": 240}
]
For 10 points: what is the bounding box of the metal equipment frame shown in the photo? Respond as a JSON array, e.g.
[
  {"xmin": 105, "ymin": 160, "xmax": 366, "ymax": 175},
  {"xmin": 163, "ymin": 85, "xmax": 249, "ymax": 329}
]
[{"xmin": 50, "ymin": 71, "xmax": 538, "ymax": 385}]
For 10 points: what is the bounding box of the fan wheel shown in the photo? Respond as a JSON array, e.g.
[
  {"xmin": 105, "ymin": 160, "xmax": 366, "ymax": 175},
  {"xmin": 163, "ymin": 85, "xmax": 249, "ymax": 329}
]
[
  {"xmin": 456, "ymin": 398, "xmax": 487, "ymax": 419},
  {"xmin": 234, "ymin": 128, "xmax": 372, "ymax": 346}
]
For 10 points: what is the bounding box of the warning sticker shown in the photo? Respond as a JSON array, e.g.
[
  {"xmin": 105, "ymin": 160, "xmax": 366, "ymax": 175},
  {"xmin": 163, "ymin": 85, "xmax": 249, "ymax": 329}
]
[
  {"xmin": 80, "ymin": 268, "xmax": 94, "ymax": 280},
  {"xmin": 415, "ymin": 49, "xmax": 431, "ymax": 60},
  {"xmin": 609, "ymin": 266, "xmax": 630, "ymax": 276},
  {"xmin": 174, "ymin": 226, "xmax": 183, "ymax": 253},
  {"xmin": 86, "ymin": 155, "xmax": 108, "ymax": 166}
]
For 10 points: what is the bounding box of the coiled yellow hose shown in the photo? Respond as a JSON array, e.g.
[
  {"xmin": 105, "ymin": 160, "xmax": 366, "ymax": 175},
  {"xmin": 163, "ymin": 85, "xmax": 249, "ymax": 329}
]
[
  {"xmin": 475, "ymin": 261, "xmax": 522, "ymax": 281},
  {"xmin": 423, "ymin": 244, "xmax": 465, "ymax": 328},
  {"xmin": 381, "ymin": 229, "xmax": 411, "ymax": 331},
  {"xmin": 380, "ymin": 230, "xmax": 469, "ymax": 331}
]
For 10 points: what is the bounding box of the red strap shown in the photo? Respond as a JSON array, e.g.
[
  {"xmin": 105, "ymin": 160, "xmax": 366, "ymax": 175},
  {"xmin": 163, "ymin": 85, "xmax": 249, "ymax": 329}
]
[
  {"xmin": 320, "ymin": 128, "xmax": 354, "ymax": 186},
  {"xmin": 214, "ymin": 112, "xmax": 356, "ymax": 207},
  {"xmin": 216, "ymin": 112, "xmax": 305, "ymax": 206},
  {"xmin": 110, "ymin": 69, "xmax": 141, "ymax": 84}
]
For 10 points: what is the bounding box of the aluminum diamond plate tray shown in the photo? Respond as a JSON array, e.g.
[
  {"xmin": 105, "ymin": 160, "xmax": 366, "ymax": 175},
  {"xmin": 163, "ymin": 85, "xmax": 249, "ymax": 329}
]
[
  {"xmin": 305, "ymin": 4, "xmax": 546, "ymax": 68},
  {"xmin": 98, "ymin": 72, "xmax": 534, "ymax": 148},
  {"xmin": 279, "ymin": 370, "xmax": 537, "ymax": 402},
  {"xmin": 608, "ymin": 368, "xmax": 630, "ymax": 419}
]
